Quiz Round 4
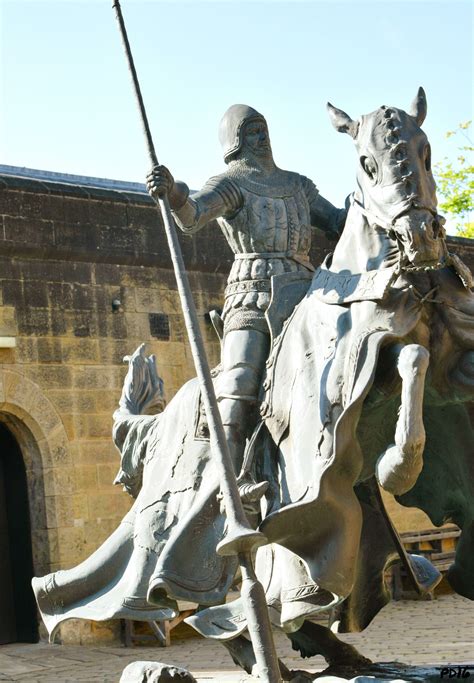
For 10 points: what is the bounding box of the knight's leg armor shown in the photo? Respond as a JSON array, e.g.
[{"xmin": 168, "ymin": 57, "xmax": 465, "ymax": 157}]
[{"xmin": 216, "ymin": 328, "xmax": 270, "ymax": 506}]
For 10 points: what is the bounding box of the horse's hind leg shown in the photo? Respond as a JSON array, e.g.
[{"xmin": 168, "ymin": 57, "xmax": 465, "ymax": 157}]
[
  {"xmin": 376, "ymin": 344, "xmax": 430, "ymax": 496},
  {"xmin": 222, "ymin": 635, "xmax": 312, "ymax": 681},
  {"xmin": 288, "ymin": 621, "xmax": 371, "ymax": 668}
]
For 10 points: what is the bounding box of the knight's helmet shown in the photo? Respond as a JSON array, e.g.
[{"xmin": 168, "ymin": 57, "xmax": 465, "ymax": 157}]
[{"xmin": 218, "ymin": 104, "xmax": 267, "ymax": 163}]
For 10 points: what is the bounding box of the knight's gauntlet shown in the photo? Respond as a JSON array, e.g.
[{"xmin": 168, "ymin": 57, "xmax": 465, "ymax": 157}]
[{"xmin": 168, "ymin": 180, "xmax": 190, "ymax": 211}]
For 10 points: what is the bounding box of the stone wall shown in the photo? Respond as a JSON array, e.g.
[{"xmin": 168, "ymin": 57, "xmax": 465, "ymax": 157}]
[
  {"xmin": 0, "ymin": 169, "xmax": 472, "ymax": 643},
  {"xmin": 0, "ymin": 172, "xmax": 228, "ymax": 643}
]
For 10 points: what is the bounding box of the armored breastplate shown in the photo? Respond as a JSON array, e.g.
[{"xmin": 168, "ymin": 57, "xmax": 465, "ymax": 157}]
[{"xmin": 218, "ymin": 173, "xmax": 312, "ymax": 257}]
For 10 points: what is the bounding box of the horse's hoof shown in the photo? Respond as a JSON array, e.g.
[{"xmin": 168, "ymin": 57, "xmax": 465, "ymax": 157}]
[
  {"xmin": 328, "ymin": 642, "xmax": 372, "ymax": 668},
  {"xmin": 376, "ymin": 446, "xmax": 422, "ymax": 495},
  {"xmin": 286, "ymin": 671, "xmax": 314, "ymax": 682}
]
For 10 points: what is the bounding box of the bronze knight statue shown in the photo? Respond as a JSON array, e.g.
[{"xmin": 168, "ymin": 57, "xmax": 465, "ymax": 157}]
[
  {"xmin": 146, "ymin": 104, "xmax": 346, "ymax": 507},
  {"xmin": 33, "ymin": 89, "xmax": 474, "ymax": 682}
]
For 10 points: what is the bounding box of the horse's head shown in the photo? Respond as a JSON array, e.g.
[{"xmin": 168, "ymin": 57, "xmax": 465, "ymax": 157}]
[{"xmin": 328, "ymin": 88, "xmax": 446, "ymax": 269}]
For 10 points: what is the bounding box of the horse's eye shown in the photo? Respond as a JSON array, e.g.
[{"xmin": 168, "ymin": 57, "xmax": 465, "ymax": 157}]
[
  {"xmin": 424, "ymin": 144, "xmax": 431, "ymax": 172},
  {"xmin": 360, "ymin": 156, "xmax": 377, "ymax": 181}
]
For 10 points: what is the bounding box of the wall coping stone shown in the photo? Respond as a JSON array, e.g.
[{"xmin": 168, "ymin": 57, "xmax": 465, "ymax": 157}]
[{"xmin": 0, "ymin": 165, "xmax": 151, "ymax": 203}]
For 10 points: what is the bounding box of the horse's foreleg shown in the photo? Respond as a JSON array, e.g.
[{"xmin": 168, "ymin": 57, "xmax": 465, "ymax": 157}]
[{"xmin": 376, "ymin": 344, "xmax": 429, "ymax": 496}]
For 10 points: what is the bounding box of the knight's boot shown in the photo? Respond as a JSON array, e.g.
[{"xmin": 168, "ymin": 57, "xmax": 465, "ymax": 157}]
[{"xmin": 222, "ymin": 422, "xmax": 268, "ymax": 514}]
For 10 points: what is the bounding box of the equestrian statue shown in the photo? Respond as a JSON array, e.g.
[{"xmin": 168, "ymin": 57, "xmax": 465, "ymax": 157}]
[{"xmin": 33, "ymin": 88, "xmax": 474, "ymax": 681}]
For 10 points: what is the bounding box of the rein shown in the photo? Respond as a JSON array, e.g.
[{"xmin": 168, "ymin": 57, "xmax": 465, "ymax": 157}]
[
  {"xmin": 350, "ymin": 195, "xmax": 447, "ymax": 273},
  {"xmin": 350, "ymin": 194, "xmax": 439, "ymax": 231}
]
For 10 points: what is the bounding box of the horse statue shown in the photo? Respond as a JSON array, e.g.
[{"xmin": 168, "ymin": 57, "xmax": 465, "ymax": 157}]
[{"xmin": 33, "ymin": 89, "xmax": 473, "ymax": 680}]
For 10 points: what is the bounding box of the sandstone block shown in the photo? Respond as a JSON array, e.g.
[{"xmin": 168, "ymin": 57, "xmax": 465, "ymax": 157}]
[
  {"xmin": 94, "ymin": 263, "xmax": 122, "ymax": 286},
  {"xmin": 135, "ymin": 287, "xmax": 163, "ymax": 313},
  {"xmin": 25, "ymin": 364, "xmax": 72, "ymax": 390},
  {"xmin": 98, "ymin": 338, "xmax": 133, "ymax": 365},
  {"xmin": 4, "ymin": 215, "xmax": 54, "ymax": 249},
  {"xmin": 72, "ymin": 493, "xmax": 89, "ymax": 523},
  {"xmin": 74, "ymin": 465, "xmax": 98, "ymax": 492},
  {"xmin": 88, "ymin": 492, "xmax": 124, "ymax": 519},
  {"xmin": 74, "ymin": 413, "xmax": 112, "ymax": 439},
  {"xmin": 0, "ymin": 348, "xmax": 14, "ymax": 364},
  {"xmin": 61, "ymin": 338, "xmax": 100, "ymax": 364},
  {"xmin": 45, "ymin": 494, "xmax": 74, "ymax": 528},
  {"xmin": 73, "ymin": 366, "xmax": 116, "ymax": 390},
  {"xmin": 47, "ymin": 282, "xmax": 74, "ymax": 308},
  {"xmin": 52, "ymin": 467, "xmax": 76, "ymax": 496},
  {"xmin": 73, "ymin": 392, "xmax": 97, "ymax": 413},
  {"xmin": 47, "ymin": 390, "xmax": 75, "ymax": 413},
  {"xmin": 15, "ymin": 337, "xmax": 38, "ymax": 363},
  {"xmin": 124, "ymin": 312, "xmax": 152, "ymax": 343},
  {"xmin": 0, "ymin": 305, "xmax": 17, "ymax": 335},
  {"xmin": 0, "ymin": 188, "xmax": 22, "ymax": 215},
  {"xmin": 60, "ymin": 413, "xmax": 76, "ymax": 440},
  {"xmin": 57, "ymin": 526, "xmax": 87, "ymax": 564},
  {"xmin": 28, "ymin": 391, "xmax": 64, "ymax": 435},
  {"xmin": 23, "ymin": 280, "xmax": 48, "ymax": 308},
  {"xmin": 45, "ymin": 424, "xmax": 72, "ymax": 467},
  {"xmin": 76, "ymin": 440, "xmax": 118, "ymax": 466},
  {"xmin": 97, "ymin": 463, "xmax": 119, "ymax": 488},
  {"xmin": 36, "ymin": 338, "xmax": 63, "ymax": 363}
]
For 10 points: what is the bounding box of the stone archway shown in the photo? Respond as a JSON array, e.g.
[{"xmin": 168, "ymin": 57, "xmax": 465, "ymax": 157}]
[
  {"xmin": 0, "ymin": 368, "xmax": 71, "ymax": 642},
  {"xmin": 0, "ymin": 422, "xmax": 38, "ymax": 642}
]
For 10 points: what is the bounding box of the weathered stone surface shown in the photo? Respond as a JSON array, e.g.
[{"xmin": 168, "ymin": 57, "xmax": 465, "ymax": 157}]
[
  {"xmin": 314, "ymin": 662, "xmax": 463, "ymax": 681},
  {"xmin": 120, "ymin": 661, "xmax": 197, "ymax": 683}
]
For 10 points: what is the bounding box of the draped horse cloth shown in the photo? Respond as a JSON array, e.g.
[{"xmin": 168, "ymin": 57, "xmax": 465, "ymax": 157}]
[
  {"xmin": 34, "ymin": 378, "xmax": 237, "ymax": 639},
  {"xmin": 33, "ymin": 261, "xmax": 474, "ymax": 639},
  {"xmin": 259, "ymin": 260, "xmax": 474, "ymax": 629}
]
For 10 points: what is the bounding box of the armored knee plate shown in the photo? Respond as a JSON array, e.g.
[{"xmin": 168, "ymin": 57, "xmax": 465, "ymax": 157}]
[{"xmin": 215, "ymin": 328, "xmax": 270, "ymax": 421}]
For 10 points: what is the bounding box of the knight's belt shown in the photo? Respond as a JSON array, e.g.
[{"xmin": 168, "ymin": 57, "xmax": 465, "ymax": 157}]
[
  {"xmin": 225, "ymin": 279, "xmax": 271, "ymax": 297},
  {"xmin": 233, "ymin": 251, "xmax": 315, "ymax": 271}
]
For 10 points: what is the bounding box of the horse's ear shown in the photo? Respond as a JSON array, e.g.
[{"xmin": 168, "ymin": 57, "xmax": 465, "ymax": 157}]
[
  {"xmin": 409, "ymin": 87, "xmax": 427, "ymax": 126},
  {"xmin": 327, "ymin": 103, "xmax": 359, "ymax": 139}
]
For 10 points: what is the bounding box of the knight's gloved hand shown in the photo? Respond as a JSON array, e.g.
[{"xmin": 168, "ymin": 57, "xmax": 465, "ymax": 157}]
[{"xmin": 146, "ymin": 165, "xmax": 175, "ymax": 200}]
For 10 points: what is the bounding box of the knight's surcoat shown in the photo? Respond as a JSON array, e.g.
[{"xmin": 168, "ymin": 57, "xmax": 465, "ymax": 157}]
[{"xmin": 173, "ymin": 167, "xmax": 344, "ymax": 330}]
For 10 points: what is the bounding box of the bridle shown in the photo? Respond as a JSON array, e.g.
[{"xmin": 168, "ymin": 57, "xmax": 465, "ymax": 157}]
[{"xmin": 350, "ymin": 194, "xmax": 447, "ymax": 273}]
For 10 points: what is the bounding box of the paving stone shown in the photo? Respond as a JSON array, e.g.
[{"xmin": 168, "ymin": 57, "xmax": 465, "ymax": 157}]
[{"xmin": 0, "ymin": 595, "xmax": 472, "ymax": 681}]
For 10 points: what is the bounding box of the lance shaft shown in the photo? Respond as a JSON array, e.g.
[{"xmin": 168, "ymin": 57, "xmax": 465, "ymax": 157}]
[{"xmin": 112, "ymin": 2, "xmax": 281, "ymax": 681}]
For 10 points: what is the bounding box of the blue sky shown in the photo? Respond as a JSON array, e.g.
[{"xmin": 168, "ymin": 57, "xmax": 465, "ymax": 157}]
[{"xmin": 0, "ymin": 0, "xmax": 472, "ymax": 216}]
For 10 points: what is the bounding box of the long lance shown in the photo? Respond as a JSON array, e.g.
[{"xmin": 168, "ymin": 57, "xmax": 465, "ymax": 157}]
[{"xmin": 112, "ymin": 2, "xmax": 282, "ymax": 681}]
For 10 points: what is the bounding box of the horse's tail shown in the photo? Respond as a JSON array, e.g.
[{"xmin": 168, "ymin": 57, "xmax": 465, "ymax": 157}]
[
  {"xmin": 114, "ymin": 343, "xmax": 165, "ymax": 419},
  {"xmin": 112, "ymin": 344, "xmax": 166, "ymax": 498}
]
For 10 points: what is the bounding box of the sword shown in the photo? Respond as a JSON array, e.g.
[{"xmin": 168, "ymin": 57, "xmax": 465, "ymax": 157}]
[{"xmin": 111, "ymin": 3, "xmax": 282, "ymax": 680}]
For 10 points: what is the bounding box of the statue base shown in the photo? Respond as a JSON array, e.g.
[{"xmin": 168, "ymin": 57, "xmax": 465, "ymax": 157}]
[
  {"xmin": 310, "ymin": 661, "xmax": 472, "ymax": 681},
  {"xmin": 120, "ymin": 660, "xmax": 472, "ymax": 682}
]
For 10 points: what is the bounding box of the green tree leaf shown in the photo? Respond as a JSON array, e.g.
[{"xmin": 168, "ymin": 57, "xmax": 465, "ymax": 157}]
[{"xmin": 434, "ymin": 122, "xmax": 473, "ymax": 238}]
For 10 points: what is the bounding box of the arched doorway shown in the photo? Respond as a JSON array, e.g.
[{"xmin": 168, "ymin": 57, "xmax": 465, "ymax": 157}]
[{"xmin": 0, "ymin": 422, "xmax": 38, "ymax": 643}]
